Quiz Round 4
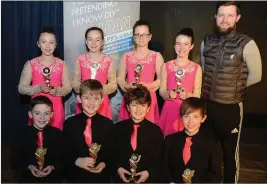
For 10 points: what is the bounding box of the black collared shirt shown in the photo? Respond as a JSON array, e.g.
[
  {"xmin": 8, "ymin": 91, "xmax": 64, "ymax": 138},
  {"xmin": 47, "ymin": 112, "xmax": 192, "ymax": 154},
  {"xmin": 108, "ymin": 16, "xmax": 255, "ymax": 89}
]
[
  {"xmin": 22, "ymin": 125, "xmax": 63, "ymax": 171},
  {"xmin": 63, "ymin": 112, "xmax": 114, "ymax": 183},
  {"xmin": 112, "ymin": 118, "xmax": 164, "ymax": 183},
  {"xmin": 164, "ymin": 126, "xmax": 220, "ymax": 183}
]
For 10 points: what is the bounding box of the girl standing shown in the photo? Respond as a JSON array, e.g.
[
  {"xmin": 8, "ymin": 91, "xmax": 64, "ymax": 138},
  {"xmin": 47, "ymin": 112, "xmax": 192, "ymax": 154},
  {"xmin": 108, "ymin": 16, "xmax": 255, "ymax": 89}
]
[
  {"xmin": 117, "ymin": 20, "xmax": 164, "ymax": 124},
  {"xmin": 71, "ymin": 27, "xmax": 117, "ymax": 119},
  {"xmin": 158, "ymin": 28, "xmax": 202, "ymax": 136},
  {"xmin": 18, "ymin": 26, "xmax": 72, "ymax": 130}
]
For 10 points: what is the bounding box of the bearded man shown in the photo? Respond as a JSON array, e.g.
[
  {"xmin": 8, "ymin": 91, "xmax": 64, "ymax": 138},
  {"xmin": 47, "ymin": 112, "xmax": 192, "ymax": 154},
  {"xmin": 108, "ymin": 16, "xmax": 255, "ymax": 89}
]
[{"xmin": 200, "ymin": 1, "xmax": 262, "ymax": 183}]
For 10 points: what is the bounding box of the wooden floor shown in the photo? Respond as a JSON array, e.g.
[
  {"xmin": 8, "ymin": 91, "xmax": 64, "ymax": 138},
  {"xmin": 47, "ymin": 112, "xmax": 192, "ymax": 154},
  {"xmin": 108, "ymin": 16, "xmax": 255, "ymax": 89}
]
[
  {"xmin": 1, "ymin": 127, "xmax": 267, "ymax": 183},
  {"xmin": 238, "ymin": 128, "xmax": 267, "ymax": 183}
]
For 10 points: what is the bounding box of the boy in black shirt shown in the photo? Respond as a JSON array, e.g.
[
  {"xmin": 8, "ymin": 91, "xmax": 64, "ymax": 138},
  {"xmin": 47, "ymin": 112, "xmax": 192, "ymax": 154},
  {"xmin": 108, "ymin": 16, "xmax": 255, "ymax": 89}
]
[
  {"xmin": 21, "ymin": 96, "xmax": 63, "ymax": 183},
  {"xmin": 113, "ymin": 86, "xmax": 164, "ymax": 183},
  {"xmin": 63, "ymin": 79, "xmax": 114, "ymax": 183},
  {"xmin": 164, "ymin": 97, "xmax": 221, "ymax": 183}
]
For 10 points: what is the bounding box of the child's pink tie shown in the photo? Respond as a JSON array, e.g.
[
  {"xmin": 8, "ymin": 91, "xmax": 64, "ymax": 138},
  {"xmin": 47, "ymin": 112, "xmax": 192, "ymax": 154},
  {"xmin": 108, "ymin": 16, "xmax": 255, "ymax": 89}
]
[
  {"xmin": 131, "ymin": 124, "xmax": 139, "ymax": 151},
  {"xmin": 84, "ymin": 118, "xmax": 92, "ymax": 147},
  {"xmin": 37, "ymin": 131, "xmax": 43, "ymax": 147},
  {"xmin": 183, "ymin": 137, "xmax": 192, "ymax": 165}
]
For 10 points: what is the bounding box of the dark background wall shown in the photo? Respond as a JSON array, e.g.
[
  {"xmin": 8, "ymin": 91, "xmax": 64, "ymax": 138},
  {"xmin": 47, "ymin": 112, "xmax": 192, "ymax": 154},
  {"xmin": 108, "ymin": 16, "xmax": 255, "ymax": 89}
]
[{"xmin": 141, "ymin": 1, "xmax": 267, "ymax": 115}]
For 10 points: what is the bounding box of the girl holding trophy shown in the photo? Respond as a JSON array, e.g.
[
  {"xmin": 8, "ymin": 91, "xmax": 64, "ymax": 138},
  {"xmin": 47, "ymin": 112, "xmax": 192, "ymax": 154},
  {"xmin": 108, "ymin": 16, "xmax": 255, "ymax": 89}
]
[
  {"xmin": 18, "ymin": 26, "xmax": 72, "ymax": 130},
  {"xmin": 158, "ymin": 28, "xmax": 202, "ymax": 136},
  {"xmin": 117, "ymin": 20, "xmax": 164, "ymax": 124},
  {"xmin": 71, "ymin": 27, "xmax": 117, "ymax": 120}
]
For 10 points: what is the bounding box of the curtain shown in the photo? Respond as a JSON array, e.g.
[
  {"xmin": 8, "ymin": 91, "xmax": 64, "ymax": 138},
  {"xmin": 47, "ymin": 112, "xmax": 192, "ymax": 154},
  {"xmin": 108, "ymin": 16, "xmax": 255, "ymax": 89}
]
[{"xmin": 1, "ymin": 1, "xmax": 63, "ymax": 182}]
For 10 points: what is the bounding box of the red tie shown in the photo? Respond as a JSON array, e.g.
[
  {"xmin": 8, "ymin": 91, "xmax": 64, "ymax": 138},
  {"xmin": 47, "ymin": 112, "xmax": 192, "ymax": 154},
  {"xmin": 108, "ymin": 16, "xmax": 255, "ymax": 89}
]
[
  {"xmin": 131, "ymin": 124, "xmax": 139, "ymax": 151},
  {"xmin": 183, "ymin": 137, "xmax": 192, "ymax": 165},
  {"xmin": 37, "ymin": 131, "xmax": 43, "ymax": 147},
  {"xmin": 84, "ymin": 118, "xmax": 92, "ymax": 147}
]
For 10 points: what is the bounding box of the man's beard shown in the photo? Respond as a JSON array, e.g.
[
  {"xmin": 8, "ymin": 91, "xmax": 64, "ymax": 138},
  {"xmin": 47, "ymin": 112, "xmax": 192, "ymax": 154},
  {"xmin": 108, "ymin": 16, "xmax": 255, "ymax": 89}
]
[{"xmin": 217, "ymin": 24, "xmax": 236, "ymax": 35}]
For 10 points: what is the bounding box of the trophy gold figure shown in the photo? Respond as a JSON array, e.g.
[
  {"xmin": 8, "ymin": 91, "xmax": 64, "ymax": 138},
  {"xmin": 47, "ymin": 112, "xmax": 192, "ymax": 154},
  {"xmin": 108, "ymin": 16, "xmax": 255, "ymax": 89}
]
[
  {"xmin": 42, "ymin": 67, "xmax": 54, "ymax": 89},
  {"xmin": 89, "ymin": 143, "xmax": 101, "ymax": 172},
  {"xmin": 182, "ymin": 168, "xmax": 195, "ymax": 183},
  {"xmin": 133, "ymin": 64, "xmax": 143, "ymax": 86},
  {"xmin": 35, "ymin": 147, "xmax": 47, "ymax": 171},
  {"xmin": 175, "ymin": 69, "xmax": 185, "ymax": 93},
  {"xmin": 128, "ymin": 153, "xmax": 141, "ymax": 182}
]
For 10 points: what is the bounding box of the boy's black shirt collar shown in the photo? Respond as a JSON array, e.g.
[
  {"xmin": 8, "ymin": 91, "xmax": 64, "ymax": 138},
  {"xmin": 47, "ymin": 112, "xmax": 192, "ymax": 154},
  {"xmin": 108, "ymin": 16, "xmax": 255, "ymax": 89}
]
[
  {"xmin": 80, "ymin": 111, "xmax": 99, "ymax": 120},
  {"xmin": 30, "ymin": 124, "xmax": 51, "ymax": 133},
  {"xmin": 183, "ymin": 129, "xmax": 201, "ymax": 138},
  {"xmin": 130, "ymin": 118, "xmax": 146, "ymax": 126}
]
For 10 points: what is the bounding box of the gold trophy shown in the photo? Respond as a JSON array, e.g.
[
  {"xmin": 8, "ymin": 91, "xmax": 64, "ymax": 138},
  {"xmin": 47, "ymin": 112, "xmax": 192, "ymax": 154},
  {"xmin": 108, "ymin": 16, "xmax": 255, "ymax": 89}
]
[
  {"xmin": 133, "ymin": 64, "xmax": 143, "ymax": 86},
  {"xmin": 182, "ymin": 168, "xmax": 195, "ymax": 183},
  {"xmin": 175, "ymin": 69, "xmax": 185, "ymax": 93},
  {"xmin": 128, "ymin": 153, "xmax": 141, "ymax": 182},
  {"xmin": 89, "ymin": 143, "xmax": 101, "ymax": 172},
  {"xmin": 35, "ymin": 147, "xmax": 47, "ymax": 171},
  {"xmin": 42, "ymin": 67, "xmax": 54, "ymax": 89}
]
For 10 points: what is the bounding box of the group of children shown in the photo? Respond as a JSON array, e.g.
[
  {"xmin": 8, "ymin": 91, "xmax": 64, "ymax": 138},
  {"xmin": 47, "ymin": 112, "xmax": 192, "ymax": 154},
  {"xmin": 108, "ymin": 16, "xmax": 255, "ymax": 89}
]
[
  {"xmin": 21, "ymin": 81, "xmax": 220, "ymax": 183},
  {"xmin": 18, "ymin": 19, "xmax": 218, "ymax": 183},
  {"xmin": 18, "ymin": 20, "xmax": 201, "ymax": 136}
]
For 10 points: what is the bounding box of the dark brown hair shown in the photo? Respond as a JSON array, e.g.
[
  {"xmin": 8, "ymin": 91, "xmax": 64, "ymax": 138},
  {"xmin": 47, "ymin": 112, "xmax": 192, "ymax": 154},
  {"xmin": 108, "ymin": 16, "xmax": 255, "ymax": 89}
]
[
  {"xmin": 29, "ymin": 96, "xmax": 53, "ymax": 112},
  {"xmin": 133, "ymin": 20, "xmax": 152, "ymax": 34},
  {"xmin": 180, "ymin": 97, "xmax": 206, "ymax": 117},
  {"xmin": 85, "ymin": 27, "xmax": 104, "ymax": 40},
  {"xmin": 216, "ymin": 1, "xmax": 241, "ymax": 15},
  {"xmin": 38, "ymin": 26, "xmax": 57, "ymax": 41},
  {"xmin": 175, "ymin": 27, "xmax": 195, "ymax": 44},
  {"xmin": 124, "ymin": 85, "xmax": 151, "ymax": 107}
]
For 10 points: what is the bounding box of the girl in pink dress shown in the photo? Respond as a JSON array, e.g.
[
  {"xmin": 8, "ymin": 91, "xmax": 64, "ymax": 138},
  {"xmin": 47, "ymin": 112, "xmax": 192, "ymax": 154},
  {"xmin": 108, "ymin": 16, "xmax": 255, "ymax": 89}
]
[
  {"xmin": 117, "ymin": 20, "xmax": 164, "ymax": 124},
  {"xmin": 71, "ymin": 27, "xmax": 117, "ymax": 120},
  {"xmin": 158, "ymin": 28, "xmax": 202, "ymax": 136},
  {"xmin": 18, "ymin": 26, "xmax": 72, "ymax": 131}
]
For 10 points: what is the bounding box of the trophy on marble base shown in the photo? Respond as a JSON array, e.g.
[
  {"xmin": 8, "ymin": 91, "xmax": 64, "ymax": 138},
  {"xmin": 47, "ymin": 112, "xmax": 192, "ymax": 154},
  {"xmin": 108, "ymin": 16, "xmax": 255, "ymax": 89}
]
[
  {"xmin": 127, "ymin": 153, "xmax": 141, "ymax": 182},
  {"xmin": 35, "ymin": 147, "xmax": 47, "ymax": 171},
  {"xmin": 88, "ymin": 143, "xmax": 101, "ymax": 172},
  {"xmin": 174, "ymin": 69, "xmax": 185, "ymax": 93},
  {"xmin": 42, "ymin": 67, "xmax": 54, "ymax": 89},
  {"xmin": 182, "ymin": 168, "xmax": 195, "ymax": 184},
  {"xmin": 133, "ymin": 64, "xmax": 144, "ymax": 86}
]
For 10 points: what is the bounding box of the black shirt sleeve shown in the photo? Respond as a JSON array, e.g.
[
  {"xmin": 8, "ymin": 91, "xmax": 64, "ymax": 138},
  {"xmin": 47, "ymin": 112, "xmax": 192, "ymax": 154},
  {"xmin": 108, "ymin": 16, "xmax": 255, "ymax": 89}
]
[
  {"xmin": 45, "ymin": 127, "xmax": 63, "ymax": 171},
  {"xmin": 146, "ymin": 125, "xmax": 165, "ymax": 183}
]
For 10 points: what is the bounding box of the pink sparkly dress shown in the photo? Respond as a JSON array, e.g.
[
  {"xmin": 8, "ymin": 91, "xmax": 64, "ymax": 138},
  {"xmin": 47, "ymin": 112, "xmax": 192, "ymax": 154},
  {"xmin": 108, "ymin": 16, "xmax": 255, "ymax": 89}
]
[
  {"xmin": 18, "ymin": 57, "xmax": 72, "ymax": 131},
  {"xmin": 118, "ymin": 51, "xmax": 162, "ymax": 124},
  {"xmin": 158, "ymin": 60, "xmax": 202, "ymax": 136},
  {"xmin": 72, "ymin": 53, "xmax": 117, "ymax": 120}
]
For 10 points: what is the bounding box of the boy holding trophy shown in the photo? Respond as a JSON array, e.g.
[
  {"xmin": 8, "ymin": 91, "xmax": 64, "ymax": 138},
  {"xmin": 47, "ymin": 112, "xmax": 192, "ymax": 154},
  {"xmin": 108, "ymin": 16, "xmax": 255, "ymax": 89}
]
[
  {"xmin": 112, "ymin": 86, "xmax": 164, "ymax": 183},
  {"xmin": 63, "ymin": 79, "xmax": 114, "ymax": 183},
  {"xmin": 21, "ymin": 96, "xmax": 63, "ymax": 183},
  {"xmin": 163, "ymin": 97, "xmax": 221, "ymax": 183}
]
